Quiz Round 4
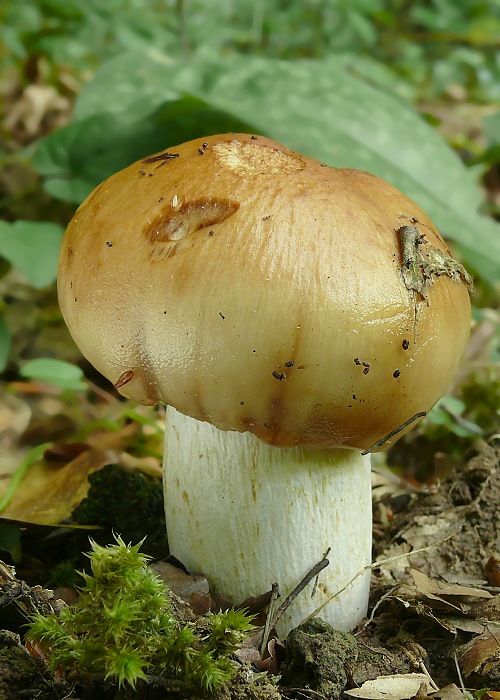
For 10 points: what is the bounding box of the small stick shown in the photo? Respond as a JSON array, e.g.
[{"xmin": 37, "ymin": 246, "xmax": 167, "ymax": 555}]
[
  {"xmin": 362, "ymin": 412, "xmax": 426, "ymax": 454},
  {"xmin": 259, "ymin": 582, "xmax": 280, "ymax": 657},
  {"xmin": 307, "ymin": 527, "xmax": 462, "ymax": 625},
  {"xmin": 270, "ymin": 553, "xmax": 330, "ymax": 631},
  {"xmin": 311, "ymin": 547, "xmax": 331, "ymax": 599},
  {"xmin": 454, "ymin": 652, "xmax": 467, "ymax": 695}
]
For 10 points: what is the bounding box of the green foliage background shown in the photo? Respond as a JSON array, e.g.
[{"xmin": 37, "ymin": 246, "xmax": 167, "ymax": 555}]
[{"xmin": 0, "ymin": 0, "xmax": 499, "ymax": 436}]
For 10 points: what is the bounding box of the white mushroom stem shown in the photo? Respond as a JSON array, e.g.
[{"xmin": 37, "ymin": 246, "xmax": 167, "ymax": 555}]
[{"xmin": 163, "ymin": 407, "xmax": 372, "ymax": 637}]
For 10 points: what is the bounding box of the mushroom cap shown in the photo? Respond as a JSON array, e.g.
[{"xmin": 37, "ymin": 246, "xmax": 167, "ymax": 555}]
[{"xmin": 58, "ymin": 134, "xmax": 471, "ymax": 451}]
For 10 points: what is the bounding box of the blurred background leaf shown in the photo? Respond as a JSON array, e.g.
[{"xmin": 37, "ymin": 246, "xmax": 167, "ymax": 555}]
[
  {"xmin": 0, "ymin": 317, "xmax": 10, "ymax": 373},
  {"xmin": 19, "ymin": 357, "xmax": 87, "ymax": 391},
  {"xmin": 0, "ymin": 220, "xmax": 63, "ymax": 288}
]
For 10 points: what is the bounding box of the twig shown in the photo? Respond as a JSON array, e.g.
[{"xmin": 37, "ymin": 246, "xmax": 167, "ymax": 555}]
[
  {"xmin": 360, "ymin": 586, "xmax": 400, "ymax": 630},
  {"xmin": 419, "ymin": 660, "xmax": 439, "ymax": 691},
  {"xmin": 259, "ymin": 582, "xmax": 279, "ymax": 657},
  {"xmin": 362, "ymin": 412, "xmax": 427, "ymax": 454},
  {"xmin": 305, "ymin": 528, "xmax": 462, "ymax": 623},
  {"xmin": 454, "ymin": 652, "xmax": 467, "ymax": 695},
  {"xmin": 311, "ymin": 547, "xmax": 331, "ymax": 599},
  {"xmin": 270, "ymin": 554, "xmax": 330, "ymax": 631},
  {"xmin": 282, "ymin": 689, "xmax": 329, "ymax": 699},
  {"xmin": 373, "ymin": 527, "xmax": 461, "ymax": 569},
  {"xmin": 259, "ymin": 550, "xmax": 332, "ymax": 654}
]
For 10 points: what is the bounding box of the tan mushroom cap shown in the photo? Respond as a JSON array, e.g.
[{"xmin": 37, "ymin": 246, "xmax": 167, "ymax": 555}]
[{"xmin": 58, "ymin": 133, "xmax": 471, "ymax": 451}]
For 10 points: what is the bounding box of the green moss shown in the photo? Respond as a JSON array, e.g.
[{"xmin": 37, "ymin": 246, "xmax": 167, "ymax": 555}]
[
  {"xmin": 280, "ymin": 618, "xmax": 414, "ymax": 698},
  {"xmin": 0, "ymin": 630, "xmax": 69, "ymax": 700},
  {"xmin": 27, "ymin": 536, "xmax": 254, "ymax": 694},
  {"xmin": 280, "ymin": 619, "xmax": 358, "ymax": 697},
  {"xmin": 72, "ymin": 464, "xmax": 168, "ymax": 557}
]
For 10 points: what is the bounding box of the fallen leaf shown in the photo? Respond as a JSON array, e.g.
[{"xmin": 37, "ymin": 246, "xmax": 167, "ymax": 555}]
[
  {"xmin": 236, "ymin": 632, "xmax": 263, "ymax": 665},
  {"xmin": 0, "ymin": 391, "xmax": 31, "ymax": 443},
  {"xmin": 257, "ymin": 636, "xmax": 284, "ymax": 674},
  {"xmin": 440, "ymin": 616, "xmax": 484, "ymax": 634},
  {"xmin": 0, "ymin": 391, "xmax": 32, "ymax": 476},
  {"xmin": 431, "ymin": 684, "xmax": 470, "ymax": 700},
  {"xmin": 0, "ymin": 450, "xmax": 110, "ymax": 525},
  {"xmin": 460, "ymin": 625, "xmax": 500, "ymax": 676},
  {"xmin": 485, "ymin": 557, "xmax": 500, "ymax": 587},
  {"xmin": 345, "ymin": 673, "xmax": 432, "ymax": 699},
  {"xmin": 118, "ymin": 451, "xmax": 162, "ymax": 478},
  {"xmin": 485, "ymin": 692, "xmax": 500, "ymax": 700},
  {"xmin": 151, "ymin": 561, "xmax": 214, "ymax": 615},
  {"xmin": 411, "ymin": 569, "xmax": 492, "ymax": 600}
]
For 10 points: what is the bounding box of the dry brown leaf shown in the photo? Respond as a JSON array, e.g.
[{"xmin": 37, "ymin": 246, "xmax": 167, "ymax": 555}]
[
  {"xmin": 392, "ymin": 595, "xmax": 459, "ymax": 634},
  {"xmin": 344, "ymin": 673, "xmax": 432, "ymax": 699},
  {"xmin": 460, "ymin": 625, "xmax": 500, "ymax": 676},
  {"xmin": 480, "ymin": 595, "xmax": 500, "ymax": 621},
  {"xmin": 388, "ymin": 572, "xmax": 494, "ymax": 634},
  {"xmin": 411, "ymin": 570, "xmax": 492, "ymax": 600},
  {"xmin": 485, "ymin": 557, "xmax": 500, "ymax": 587},
  {"xmin": 151, "ymin": 561, "xmax": 214, "ymax": 615},
  {"xmin": 0, "ymin": 391, "xmax": 32, "ymax": 444},
  {"xmin": 0, "ymin": 449, "xmax": 110, "ymax": 525},
  {"xmin": 0, "ymin": 391, "xmax": 32, "ymax": 476},
  {"xmin": 431, "ymin": 684, "xmax": 470, "ymax": 700},
  {"xmin": 86, "ymin": 422, "xmax": 162, "ymax": 477},
  {"xmin": 236, "ymin": 632, "xmax": 263, "ymax": 665},
  {"xmin": 440, "ymin": 616, "xmax": 484, "ymax": 634}
]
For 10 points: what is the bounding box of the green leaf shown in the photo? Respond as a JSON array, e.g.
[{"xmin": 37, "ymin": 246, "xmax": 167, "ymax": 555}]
[
  {"xmin": 0, "ymin": 220, "xmax": 64, "ymax": 288},
  {"xmin": 0, "ymin": 317, "xmax": 10, "ymax": 373},
  {"xmin": 34, "ymin": 95, "xmax": 258, "ymax": 203},
  {"xmin": 19, "ymin": 358, "xmax": 87, "ymax": 391},
  {"xmin": 33, "ymin": 48, "xmax": 499, "ymax": 283},
  {"xmin": 483, "ymin": 110, "xmax": 500, "ymax": 146},
  {"xmin": 427, "ymin": 395, "xmax": 483, "ymax": 438},
  {"xmin": 0, "ymin": 443, "xmax": 52, "ymax": 514}
]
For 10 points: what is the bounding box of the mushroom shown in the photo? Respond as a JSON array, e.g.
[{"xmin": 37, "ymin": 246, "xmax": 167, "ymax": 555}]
[{"xmin": 58, "ymin": 134, "xmax": 472, "ymax": 636}]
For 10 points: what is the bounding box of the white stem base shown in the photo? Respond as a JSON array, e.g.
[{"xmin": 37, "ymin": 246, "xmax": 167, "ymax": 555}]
[{"xmin": 163, "ymin": 408, "xmax": 372, "ymax": 637}]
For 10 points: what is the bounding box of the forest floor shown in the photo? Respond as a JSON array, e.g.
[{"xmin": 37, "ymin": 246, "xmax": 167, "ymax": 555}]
[{"xmin": 1, "ymin": 434, "xmax": 499, "ymax": 700}]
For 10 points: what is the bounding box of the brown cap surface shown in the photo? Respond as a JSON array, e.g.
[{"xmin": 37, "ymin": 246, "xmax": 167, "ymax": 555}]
[{"xmin": 58, "ymin": 134, "xmax": 471, "ymax": 451}]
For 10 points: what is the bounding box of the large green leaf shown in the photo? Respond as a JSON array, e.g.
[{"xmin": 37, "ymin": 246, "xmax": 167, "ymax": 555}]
[
  {"xmin": 34, "ymin": 95, "xmax": 259, "ymax": 203},
  {"xmin": 0, "ymin": 220, "xmax": 64, "ymax": 288},
  {"xmin": 34, "ymin": 48, "xmax": 499, "ymax": 282},
  {"xmin": 20, "ymin": 358, "xmax": 87, "ymax": 391}
]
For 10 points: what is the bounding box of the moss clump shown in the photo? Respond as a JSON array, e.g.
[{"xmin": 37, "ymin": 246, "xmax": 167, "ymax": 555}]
[
  {"xmin": 0, "ymin": 630, "xmax": 69, "ymax": 700},
  {"xmin": 72, "ymin": 464, "xmax": 168, "ymax": 557},
  {"xmin": 280, "ymin": 619, "xmax": 358, "ymax": 697},
  {"xmin": 27, "ymin": 536, "xmax": 254, "ymax": 693}
]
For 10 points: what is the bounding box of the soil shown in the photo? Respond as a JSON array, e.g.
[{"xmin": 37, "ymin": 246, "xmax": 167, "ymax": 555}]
[{"xmin": 0, "ymin": 437, "xmax": 499, "ymax": 700}]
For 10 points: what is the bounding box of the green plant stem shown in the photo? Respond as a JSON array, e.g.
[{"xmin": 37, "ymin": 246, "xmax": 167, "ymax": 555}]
[{"xmin": 0, "ymin": 442, "xmax": 51, "ymax": 513}]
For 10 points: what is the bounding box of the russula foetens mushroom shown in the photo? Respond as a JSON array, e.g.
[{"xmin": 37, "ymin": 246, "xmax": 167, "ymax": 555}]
[{"xmin": 58, "ymin": 134, "xmax": 472, "ymax": 635}]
